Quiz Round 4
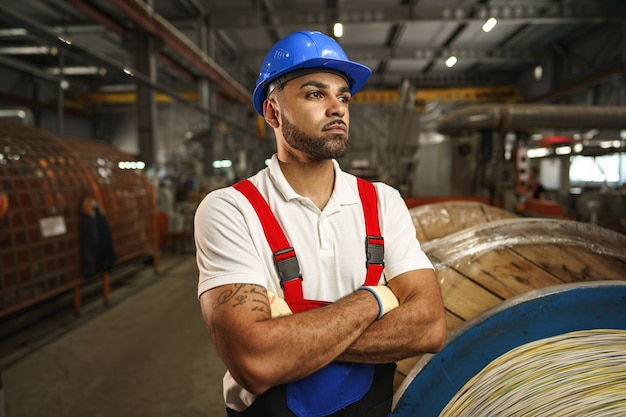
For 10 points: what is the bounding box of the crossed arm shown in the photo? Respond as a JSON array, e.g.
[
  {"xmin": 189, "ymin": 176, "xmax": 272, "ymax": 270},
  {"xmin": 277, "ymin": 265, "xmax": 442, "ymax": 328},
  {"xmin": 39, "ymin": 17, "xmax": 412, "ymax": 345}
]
[{"xmin": 199, "ymin": 267, "xmax": 446, "ymax": 395}]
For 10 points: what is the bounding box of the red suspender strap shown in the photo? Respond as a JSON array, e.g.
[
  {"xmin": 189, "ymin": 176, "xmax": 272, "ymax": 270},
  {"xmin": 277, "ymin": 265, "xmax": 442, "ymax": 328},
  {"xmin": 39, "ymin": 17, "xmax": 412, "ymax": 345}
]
[
  {"xmin": 357, "ymin": 178, "xmax": 385, "ymax": 286},
  {"xmin": 233, "ymin": 180, "xmax": 304, "ymax": 306},
  {"xmin": 233, "ymin": 177, "xmax": 384, "ymax": 311}
]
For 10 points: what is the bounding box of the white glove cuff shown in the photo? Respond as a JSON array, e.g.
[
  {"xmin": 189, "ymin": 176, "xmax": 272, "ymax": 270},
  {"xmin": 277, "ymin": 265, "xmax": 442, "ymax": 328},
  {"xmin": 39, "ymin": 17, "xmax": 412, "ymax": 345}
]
[
  {"xmin": 359, "ymin": 285, "xmax": 399, "ymax": 319},
  {"xmin": 267, "ymin": 292, "xmax": 292, "ymax": 318}
]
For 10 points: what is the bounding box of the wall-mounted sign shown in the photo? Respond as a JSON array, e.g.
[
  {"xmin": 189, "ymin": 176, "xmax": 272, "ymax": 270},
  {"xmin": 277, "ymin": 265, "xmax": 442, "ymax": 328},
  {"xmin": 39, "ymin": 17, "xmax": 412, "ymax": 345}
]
[{"xmin": 40, "ymin": 215, "xmax": 67, "ymax": 238}]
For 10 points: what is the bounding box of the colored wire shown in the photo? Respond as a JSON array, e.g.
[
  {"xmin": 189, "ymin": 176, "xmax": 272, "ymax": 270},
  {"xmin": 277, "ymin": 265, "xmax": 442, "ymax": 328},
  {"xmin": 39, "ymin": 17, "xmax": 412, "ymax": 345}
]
[{"xmin": 440, "ymin": 329, "xmax": 626, "ymax": 417}]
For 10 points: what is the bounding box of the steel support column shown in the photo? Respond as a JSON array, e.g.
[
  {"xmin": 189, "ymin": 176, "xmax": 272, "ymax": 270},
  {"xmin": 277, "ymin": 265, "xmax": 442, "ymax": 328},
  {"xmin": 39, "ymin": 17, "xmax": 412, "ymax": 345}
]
[{"xmin": 135, "ymin": 33, "xmax": 157, "ymax": 168}]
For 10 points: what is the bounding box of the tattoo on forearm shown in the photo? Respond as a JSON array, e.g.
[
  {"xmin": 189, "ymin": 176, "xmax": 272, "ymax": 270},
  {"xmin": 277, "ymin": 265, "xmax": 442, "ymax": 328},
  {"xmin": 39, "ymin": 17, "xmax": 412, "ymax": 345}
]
[{"xmin": 214, "ymin": 284, "xmax": 270, "ymax": 314}]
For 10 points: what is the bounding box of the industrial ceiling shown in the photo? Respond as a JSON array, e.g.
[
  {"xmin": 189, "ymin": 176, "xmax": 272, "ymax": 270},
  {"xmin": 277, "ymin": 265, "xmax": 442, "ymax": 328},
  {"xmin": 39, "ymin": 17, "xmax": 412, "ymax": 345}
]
[{"xmin": 1, "ymin": 0, "xmax": 625, "ymax": 116}]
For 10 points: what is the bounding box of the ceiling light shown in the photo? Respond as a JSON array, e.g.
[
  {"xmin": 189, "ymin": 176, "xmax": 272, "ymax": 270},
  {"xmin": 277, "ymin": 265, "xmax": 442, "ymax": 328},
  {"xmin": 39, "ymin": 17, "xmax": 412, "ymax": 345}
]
[
  {"xmin": 0, "ymin": 46, "xmax": 52, "ymax": 55},
  {"xmin": 47, "ymin": 66, "xmax": 105, "ymax": 76},
  {"xmin": 534, "ymin": 65, "xmax": 543, "ymax": 80},
  {"xmin": 57, "ymin": 35, "xmax": 72, "ymax": 45},
  {"xmin": 445, "ymin": 56, "xmax": 457, "ymax": 68},
  {"xmin": 0, "ymin": 28, "xmax": 28, "ymax": 37},
  {"xmin": 600, "ymin": 140, "xmax": 621, "ymax": 149},
  {"xmin": 333, "ymin": 22, "xmax": 343, "ymax": 38},
  {"xmin": 555, "ymin": 146, "xmax": 571, "ymax": 155},
  {"xmin": 527, "ymin": 148, "xmax": 551, "ymax": 158},
  {"xmin": 482, "ymin": 17, "xmax": 497, "ymax": 32}
]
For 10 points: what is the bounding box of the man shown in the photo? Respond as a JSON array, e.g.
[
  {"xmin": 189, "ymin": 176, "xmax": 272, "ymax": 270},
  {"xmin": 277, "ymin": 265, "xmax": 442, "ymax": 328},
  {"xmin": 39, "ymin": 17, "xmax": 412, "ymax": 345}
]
[
  {"xmin": 527, "ymin": 167, "xmax": 547, "ymax": 200},
  {"xmin": 195, "ymin": 30, "xmax": 446, "ymax": 417}
]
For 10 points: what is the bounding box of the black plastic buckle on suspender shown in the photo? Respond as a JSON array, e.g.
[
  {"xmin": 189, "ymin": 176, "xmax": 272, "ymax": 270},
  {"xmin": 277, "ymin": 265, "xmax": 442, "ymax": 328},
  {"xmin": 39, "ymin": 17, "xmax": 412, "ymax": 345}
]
[
  {"xmin": 273, "ymin": 247, "xmax": 302, "ymax": 288},
  {"xmin": 365, "ymin": 235, "xmax": 384, "ymax": 268}
]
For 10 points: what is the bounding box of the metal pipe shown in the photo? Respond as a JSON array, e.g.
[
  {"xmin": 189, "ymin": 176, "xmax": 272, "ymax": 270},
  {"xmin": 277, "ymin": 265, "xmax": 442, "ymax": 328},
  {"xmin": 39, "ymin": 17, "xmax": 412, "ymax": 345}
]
[
  {"xmin": 0, "ymin": 108, "xmax": 34, "ymax": 125},
  {"xmin": 436, "ymin": 104, "xmax": 626, "ymax": 134}
]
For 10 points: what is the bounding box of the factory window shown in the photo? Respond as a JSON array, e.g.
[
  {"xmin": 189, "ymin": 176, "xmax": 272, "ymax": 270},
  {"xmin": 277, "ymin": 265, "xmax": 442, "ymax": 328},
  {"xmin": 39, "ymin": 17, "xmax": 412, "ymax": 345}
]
[{"xmin": 569, "ymin": 153, "xmax": 626, "ymax": 186}]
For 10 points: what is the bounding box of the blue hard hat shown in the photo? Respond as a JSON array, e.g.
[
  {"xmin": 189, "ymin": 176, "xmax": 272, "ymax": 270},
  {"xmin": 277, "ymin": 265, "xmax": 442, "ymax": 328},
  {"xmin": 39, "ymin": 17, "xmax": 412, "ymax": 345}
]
[{"xmin": 252, "ymin": 31, "xmax": 372, "ymax": 116}]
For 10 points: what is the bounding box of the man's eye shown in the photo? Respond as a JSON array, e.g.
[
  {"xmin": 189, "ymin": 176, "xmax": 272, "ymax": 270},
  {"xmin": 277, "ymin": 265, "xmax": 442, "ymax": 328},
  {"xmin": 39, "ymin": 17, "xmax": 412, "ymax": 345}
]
[
  {"xmin": 307, "ymin": 91, "xmax": 322, "ymax": 98},
  {"xmin": 339, "ymin": 96, "xmax": 351, "ymax": 103}
]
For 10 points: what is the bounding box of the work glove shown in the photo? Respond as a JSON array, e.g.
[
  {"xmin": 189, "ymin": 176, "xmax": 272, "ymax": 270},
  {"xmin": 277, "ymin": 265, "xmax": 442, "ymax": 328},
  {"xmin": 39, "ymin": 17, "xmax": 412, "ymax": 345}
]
[
  {"xmin": 267, "ymin": 292, "xmax": 292, "ymax": 317},
  {"xmin": 358, "ymin": 285, "xmax": 399, "ymax": 319}
]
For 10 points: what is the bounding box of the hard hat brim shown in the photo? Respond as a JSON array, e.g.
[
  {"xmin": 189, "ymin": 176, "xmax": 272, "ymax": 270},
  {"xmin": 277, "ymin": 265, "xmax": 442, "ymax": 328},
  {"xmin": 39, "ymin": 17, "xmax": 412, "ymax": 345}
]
[{"xmin": 252, "ymin": 57, "xmax": 371, "ymax": 116}]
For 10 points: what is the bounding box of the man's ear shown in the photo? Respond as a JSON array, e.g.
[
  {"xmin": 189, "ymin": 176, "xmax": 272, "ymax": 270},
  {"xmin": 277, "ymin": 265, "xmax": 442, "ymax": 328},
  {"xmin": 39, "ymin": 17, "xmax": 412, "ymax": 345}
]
[{"xmin": 263, "ymin": 99, "xmax": 280, "ymax": 128}]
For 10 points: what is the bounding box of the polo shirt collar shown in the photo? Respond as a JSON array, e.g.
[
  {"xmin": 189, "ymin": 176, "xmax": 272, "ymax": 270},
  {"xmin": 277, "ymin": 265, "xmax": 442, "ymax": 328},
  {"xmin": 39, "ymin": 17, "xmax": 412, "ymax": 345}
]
[{"xmin": 268, "ymin": 154, "xmax": 359, "ymax": 206}]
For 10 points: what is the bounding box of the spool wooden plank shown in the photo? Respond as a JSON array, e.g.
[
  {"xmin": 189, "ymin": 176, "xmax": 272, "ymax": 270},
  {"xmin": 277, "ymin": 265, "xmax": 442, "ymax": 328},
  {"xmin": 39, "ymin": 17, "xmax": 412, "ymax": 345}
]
[
  {"xmin": 410, "ymin": 201, "xmax": 517, "ymax": 242},
  {"xmin": 453, "ymin": 248, "xmax": 567, "ymax": 300},
  {"xmin": 512, "ymin": 244, "xmax": 626, "ymax": 283}
]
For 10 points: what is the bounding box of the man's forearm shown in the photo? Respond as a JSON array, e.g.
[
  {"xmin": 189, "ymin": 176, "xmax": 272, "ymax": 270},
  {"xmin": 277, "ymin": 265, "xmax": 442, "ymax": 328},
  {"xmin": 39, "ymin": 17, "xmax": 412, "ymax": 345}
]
[
  {"xmin": 204, "ymin": 284, "xmax": 381, "ymax": 394},
  {"xmin": 336, "ymin": 269, "xmax": 447, "ymax": 363},
  {"xmin": 337, "ymin": 294, "xmax": 447, "ymax": 363}
]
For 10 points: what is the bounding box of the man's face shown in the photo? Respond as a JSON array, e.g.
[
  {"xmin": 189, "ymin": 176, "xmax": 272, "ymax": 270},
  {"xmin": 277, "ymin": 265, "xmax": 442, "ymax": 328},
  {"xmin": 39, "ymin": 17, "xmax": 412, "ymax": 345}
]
[{"xmin": 271, "ymin": 72, "xmax": 351, "ymax": 160}]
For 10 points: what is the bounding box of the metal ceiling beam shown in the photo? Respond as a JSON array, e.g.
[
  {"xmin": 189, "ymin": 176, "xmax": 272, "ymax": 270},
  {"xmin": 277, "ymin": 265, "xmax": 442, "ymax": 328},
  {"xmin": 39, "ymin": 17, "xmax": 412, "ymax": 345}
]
[
  {"xmin": 242, "ymin": 45, "xmax": 541, "ymax": 64},
  {"xmin": 59, "ymin": 1, "xmax": 200, "ymax": 85},
  {"xmin": 106, "ymin": 0, "xmax": 252, "ymax": 108},
  {"xmin": 63, "ymin": 0, "xmax": 126, "ymax": 37},
  {"xmin": 208, "ymin": 4, "xmax": 626, "ymax": 30},
  {"xmin": 0, "ymin": 54, "xmax": 61, "ymax": 84},
  {"xmin": 368, "ymin": 71, "xmax": 518, "ymax": 88},
  {"xmin": 0, "ymin": 5, "xmax": 206, "ymax": 110},
  {"xmin": 528, "ymin": 62, "xmax": 626, "ymax": 103}
]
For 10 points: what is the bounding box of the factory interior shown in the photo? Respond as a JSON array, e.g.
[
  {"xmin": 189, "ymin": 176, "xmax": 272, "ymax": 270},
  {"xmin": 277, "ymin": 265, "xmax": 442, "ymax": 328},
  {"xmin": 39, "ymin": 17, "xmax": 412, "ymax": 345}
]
[{"xmin": 0, "ymin": 1, "xmax": 625, "ymax": 416}]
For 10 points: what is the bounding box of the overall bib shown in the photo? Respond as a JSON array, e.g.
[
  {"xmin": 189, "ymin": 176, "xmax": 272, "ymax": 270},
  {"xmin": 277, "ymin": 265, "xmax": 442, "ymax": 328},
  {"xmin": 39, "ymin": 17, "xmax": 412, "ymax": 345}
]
[{"xmin": 228, "ymin": 179, "xmax": 396, "ymax": 417}]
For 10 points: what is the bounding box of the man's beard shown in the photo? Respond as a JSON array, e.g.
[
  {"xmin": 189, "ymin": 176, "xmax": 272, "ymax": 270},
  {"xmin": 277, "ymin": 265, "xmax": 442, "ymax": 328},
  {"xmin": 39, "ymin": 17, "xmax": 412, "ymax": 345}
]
[{"xmin": 280, "ymin": 114, "xmax": 348, "ymax": 160}]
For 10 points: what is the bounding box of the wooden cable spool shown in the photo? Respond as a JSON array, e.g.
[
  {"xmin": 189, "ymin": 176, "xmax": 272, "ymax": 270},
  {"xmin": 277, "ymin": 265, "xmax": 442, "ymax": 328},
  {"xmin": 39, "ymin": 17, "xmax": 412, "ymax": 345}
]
[{"xmin": 393, "ymin": 217, "xmax": 626, "ymax": 391}]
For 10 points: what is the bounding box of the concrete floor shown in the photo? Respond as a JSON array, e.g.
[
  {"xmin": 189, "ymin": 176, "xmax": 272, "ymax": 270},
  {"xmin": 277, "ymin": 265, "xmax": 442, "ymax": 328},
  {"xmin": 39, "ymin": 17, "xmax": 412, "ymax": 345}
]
[{"xmin": 0, "ymin": 255, "xmax": 227, "ymax": 417}]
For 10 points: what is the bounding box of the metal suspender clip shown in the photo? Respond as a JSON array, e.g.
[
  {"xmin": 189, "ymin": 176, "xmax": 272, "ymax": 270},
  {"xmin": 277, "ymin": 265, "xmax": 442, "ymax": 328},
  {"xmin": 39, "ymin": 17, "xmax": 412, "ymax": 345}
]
[
  {"xmin": 365, "ymin": 235, "xmax": 384, "ymax": 268},
  {"xmin": 273, "ymin": 247, "xmax": 302, "ymax": 287}
]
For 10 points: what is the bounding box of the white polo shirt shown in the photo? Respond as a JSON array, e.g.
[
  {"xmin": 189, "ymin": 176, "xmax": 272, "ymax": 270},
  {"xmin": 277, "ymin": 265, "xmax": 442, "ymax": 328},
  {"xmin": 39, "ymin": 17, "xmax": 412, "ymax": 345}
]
[
  {"xmin": 194, "ymin": 155, "xmax": 434, "ymax": 410},
  {"xmin": 195, "ymin": 154, "xmax": 433, "ymax": 301}
]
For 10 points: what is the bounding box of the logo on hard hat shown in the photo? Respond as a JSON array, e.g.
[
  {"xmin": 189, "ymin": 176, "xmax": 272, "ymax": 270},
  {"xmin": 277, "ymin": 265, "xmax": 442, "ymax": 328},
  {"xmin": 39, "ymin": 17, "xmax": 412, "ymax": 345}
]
[{"xmin": 274, "ymin": 49, "xmax": 290, "ymax": 60}]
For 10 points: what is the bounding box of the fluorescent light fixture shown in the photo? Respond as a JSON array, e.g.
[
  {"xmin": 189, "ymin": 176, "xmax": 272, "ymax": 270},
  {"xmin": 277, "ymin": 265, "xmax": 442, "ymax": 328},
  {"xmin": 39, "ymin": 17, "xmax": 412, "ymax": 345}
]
[
  {"xmin": 0, "ymin": 28, "xmax": 28, "ymax": 37},
  {"xmin": 600, "ymin": 140, "xmax": 621, "ymax": 149},
  {"xmin": 99, "ymin": 84, "xmax": 136, "ymax": 92},
  {"xmin": 212, "ymin": 160, "xmax": 232, "ymax": 169},
  {"xmin": 482, "ymin": 17, "xmax": 497, "ymax": 32},
  {"xmin": 527, "ymin": 148, "xmax": 551, "ymax": 158},
  {"xmin": 445, "ymin": 56, "xmax": 457, "ymax": 68},
  {"xmin": 555, "ymin": 146, "xmax": 571, "ymax": 155},
  {"xmin": 333, "ymin": 22, "xmax": 343, "ymax": 38},
  {"xmin": 534, "ymin": 65, "xmax": 543, "ymax": 81},
  {"xmin": 118, "ymin": 161, "xmax": 146, "ymax": 170},
  {"xmin": 0, "ymin": 46, "xmax": 52, "ymax": 55},
  {"xmin": 47, "ymin": 66, "xmax": 106, "ymax": 76},
  {"xmin": 57, "ymin": 35, "xmax": 72, "ymax": 45}
]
